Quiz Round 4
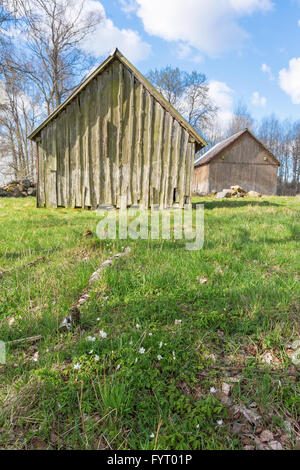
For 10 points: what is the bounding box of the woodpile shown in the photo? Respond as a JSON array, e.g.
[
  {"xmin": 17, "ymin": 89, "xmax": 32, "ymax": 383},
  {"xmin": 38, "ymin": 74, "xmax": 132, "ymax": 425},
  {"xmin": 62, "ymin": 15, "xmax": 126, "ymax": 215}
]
[
  {"xmin": 216, "ymin": 186, "xmax": 262, "ymax": 199},
  {"xmin": 0, "ymin": 180, "xmax": 36, "ymax": 198}
]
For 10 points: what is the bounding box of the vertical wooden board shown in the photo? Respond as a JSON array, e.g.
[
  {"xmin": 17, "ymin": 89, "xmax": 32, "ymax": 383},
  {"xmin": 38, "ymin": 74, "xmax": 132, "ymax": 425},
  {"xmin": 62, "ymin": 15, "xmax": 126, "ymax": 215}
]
[
  {"xmin": 111, "ymin": 60, "xmax": 121, "ymax": 206},
  {"xmin": 150, "ymin": 101, "xmax": 163, "ymax": 203},
  {"xmin": 89, "ymin": 80, "xmax": 99, "ymax": 208},
  {"xmin": 168, "ymin": 121, "xmax": 181, "ymax": 205},
  {"xmin": 56, "ymin": 115, "xmax": 62, "ymax": 207},
  {"xmin": 101, "ymin": 69, "xmax": 111, "ymax": 205},
  {"xmin": 160, "ymin": 113, "xmax": 172, "ymax": 208},
  {"xmin": 74, "ymin": 97, "xmax": 82, "ymax": 207},
  {"xmin": 105, "ymin": 66, "xmax": 113, "ymax": 205},
  {"xmin": 136, "ymin": 83, "xmax": 144, "ymax": 204},
  {"xmin": 127, "ymin": 70, "xmax": 135, "ymax": 206},
  {"xmin": 132, "ymin": 79, "xmax": 143, "ymax": 205},
  {"xmin": 97, "ymin": 73, "xmax": 105, "ymax": 205},
  {"xmin": 120, "ymin": 66, "xmax": 130, "ymax": 209},
  {"xmin": 177, "ymin": 129, "xmax": 189, "ymax": 207},
  {"xmin": 68, "ymin": 102, "xmax": 77, "ymax": 207},
  {"xmin": 140, "ymin": 91, "xmax": 153, "ymax": 209},
  {"xmin": 37, "ymin": 141, "xmax": 45, "ymax": 207},
  {"xmin": 184, "ymin": 142, "xmax": 191, "ymax": 199},
  {"xmin": 64, "ymin": 110, "xmax": 71, "ymax": 207},
  {"xmin": 115, "ymin": 61, "xmax": 124, "ymax": 208},
  {"xmin": 81, "ymin": 87, "xmax": 90, "ymax": 208}
]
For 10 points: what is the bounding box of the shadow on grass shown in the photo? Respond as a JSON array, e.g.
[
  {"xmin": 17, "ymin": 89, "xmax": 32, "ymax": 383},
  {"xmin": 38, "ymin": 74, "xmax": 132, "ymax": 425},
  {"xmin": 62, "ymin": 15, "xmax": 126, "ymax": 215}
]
[{"xmin": 193, "ymin": 200, "xmax": 280, "ymax": 210}]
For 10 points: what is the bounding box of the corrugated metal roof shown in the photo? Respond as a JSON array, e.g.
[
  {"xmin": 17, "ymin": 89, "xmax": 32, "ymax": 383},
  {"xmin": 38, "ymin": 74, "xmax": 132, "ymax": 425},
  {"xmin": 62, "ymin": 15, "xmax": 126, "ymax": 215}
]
[
  {"xmin": 194, "ymin": 128, "xmax": 281, "ymax": 167},
  {"xmin": 28, "ymin": 49, "xmax": 207, "ymax": 148}
]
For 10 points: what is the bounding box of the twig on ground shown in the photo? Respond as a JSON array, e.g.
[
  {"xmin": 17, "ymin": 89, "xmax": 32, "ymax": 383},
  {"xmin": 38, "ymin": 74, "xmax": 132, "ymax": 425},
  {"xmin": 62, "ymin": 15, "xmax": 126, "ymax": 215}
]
[
  {"xmin": 0, "ymin": 257, "xmax": 45, "ymax": 278},
  {"xmin": 7, "ymin": 335, "xmax": 42, "ymax": 345},
  {"xmin": 59, "ymin": 247, "xmax": 132, "ymax": 331}
]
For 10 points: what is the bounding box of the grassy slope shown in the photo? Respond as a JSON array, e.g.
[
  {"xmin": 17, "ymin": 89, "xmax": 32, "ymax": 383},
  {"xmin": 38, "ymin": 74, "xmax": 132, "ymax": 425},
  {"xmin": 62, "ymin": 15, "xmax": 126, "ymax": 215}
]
[{"xmin": 0, "ymin": 196, "xmax": 299, "ymax": 450}]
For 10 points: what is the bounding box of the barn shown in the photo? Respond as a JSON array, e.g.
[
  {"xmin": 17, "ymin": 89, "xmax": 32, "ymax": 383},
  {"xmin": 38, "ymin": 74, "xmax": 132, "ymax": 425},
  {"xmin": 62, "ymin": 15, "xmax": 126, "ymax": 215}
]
[
  {"xmin": 28, "ymin": 49, "xmax": 206, "ymax": 209},
  {"xmin": 193, "ymin": 129, "xmax": 281, "ymax": 196}
]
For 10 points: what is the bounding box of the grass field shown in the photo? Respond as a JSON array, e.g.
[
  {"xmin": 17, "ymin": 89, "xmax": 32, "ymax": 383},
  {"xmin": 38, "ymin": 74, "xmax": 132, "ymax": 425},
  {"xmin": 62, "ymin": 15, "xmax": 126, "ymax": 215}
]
[{"xmin": 0, "ymin": 196, "xmax": 299, "ymax": 450}]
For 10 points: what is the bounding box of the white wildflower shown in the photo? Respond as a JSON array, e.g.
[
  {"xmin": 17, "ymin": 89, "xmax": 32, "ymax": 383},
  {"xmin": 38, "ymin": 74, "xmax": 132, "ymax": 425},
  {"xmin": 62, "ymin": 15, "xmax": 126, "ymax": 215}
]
[
  {"xmin": 73, "ymin": 363, "xmax": 81, "ymax": 370},
  {"xmin": 217, "ymin": 420, "xmax": 223, "ymax": 426},
  {"xmin": 157, "ymin": 355, "xmax": 163, "ymax": 361},
  {"xmin": 149, "ymin": 333, "xmax": 153, "ymax": 336},
  {"xmin": 150, "ymin": 433, "xmax": 155, "ymax": 439},
  {"xmin": 135, "ymin": 358, "xmax": 138, "ymax": 363},
  {"xmin": 172, "ymin": 351, "xmax": 176, "ymax": 360},
  {"xmin": 139, "ymin": 347, "xmax": 145, "ymax": 354},
  {"xmin": 99, "ymin": 330, "xmax": 107, "ymax": 339},
  {"xmin": 94, "ymin": 355, "xmax": 100, "ymax": 362},
  {"xmin": 116, "ymin": 364, "xmax": 121, "ymax": 370},
  {"xmin": 210, "ymin": 387, "xmax": 217, "ymax": 394},
  {"xmin": 89, "ymin": 350, "xmax": 94, "ymax": 355},
  {"xmin": 159, "ymin": 341, "xmax": 163, "ymax": 348},
  {"xmin": 196, "ymin": 424, "xmax": 200, "ymax": 429},
  {"xmin": 87, "ymin": 336, "xmax": 96, "ymax": 342},
  {"xmin": 129, "ymin": 340, "xmax": 133, "ymax": 345},
  {"xmin": 136, "ymin": 324, "xmax": 141, "ymax": 329}
]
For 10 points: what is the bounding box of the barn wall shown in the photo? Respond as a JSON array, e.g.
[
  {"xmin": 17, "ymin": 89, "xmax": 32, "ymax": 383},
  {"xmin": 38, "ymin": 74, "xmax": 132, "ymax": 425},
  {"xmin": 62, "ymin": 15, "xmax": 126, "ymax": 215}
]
[
  {"xmin": 196, "ymin": 133, "xmax": 278, "ymax": 195},
  {"xmin": 193, "ymin": 165, "xmax": 210, "ymax": 195},
  {"xmin": 37, "ymin": 59, "xmax": 196, "ymax": 209}
]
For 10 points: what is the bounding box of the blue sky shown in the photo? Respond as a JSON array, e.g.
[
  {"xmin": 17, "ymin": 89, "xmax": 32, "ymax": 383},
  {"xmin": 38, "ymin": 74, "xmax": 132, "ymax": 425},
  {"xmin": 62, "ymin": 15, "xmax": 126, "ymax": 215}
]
[{"xmin": 74, "ymin": 1, "xmax": 300, "ymax": 128}]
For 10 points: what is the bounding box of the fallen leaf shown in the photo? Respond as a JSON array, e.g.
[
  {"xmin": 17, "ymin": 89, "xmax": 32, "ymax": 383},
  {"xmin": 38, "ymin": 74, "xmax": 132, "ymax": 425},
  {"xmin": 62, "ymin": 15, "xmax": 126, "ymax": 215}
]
[
  {"xmin": 31, "ymin": 437, "xmax": 47, "ymax": 450},
  {"xmin": 269, "ymin": 441, "xmax": 283, "ymax": 451},
  {"xmin": 222, "ymin": 382, "xmax": 231, "ymax": 396},
  {"xmin": 233, "ymin": 405, "xmax": 261, "ymax": 425},
  {"xmin": 260, "ymin": 430, "xmax": 274, "ymax": 442}
]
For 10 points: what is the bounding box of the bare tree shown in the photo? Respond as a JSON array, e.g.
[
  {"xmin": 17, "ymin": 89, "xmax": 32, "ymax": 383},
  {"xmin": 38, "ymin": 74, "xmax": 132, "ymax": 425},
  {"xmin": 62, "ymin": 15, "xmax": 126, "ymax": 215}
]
[
  {"xmin": 0, "ymin": 65, "xmax": 42, "ymax": 180},
  {"xmin": 227, "ymin": 101, "xmax": 254, "ymax": 136},
  {"xmin": 7, "ymin": 0, "xmax": 103, "ymax": 114},
  {"xmin": 147, "ymin": 66, "xmax": 217, "ymax": 133}
]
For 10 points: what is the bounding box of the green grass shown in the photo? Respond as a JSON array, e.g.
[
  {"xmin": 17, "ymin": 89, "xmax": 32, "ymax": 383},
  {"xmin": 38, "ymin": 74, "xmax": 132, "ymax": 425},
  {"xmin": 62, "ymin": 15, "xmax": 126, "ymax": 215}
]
[{"xmin": 0, "ymin": 196, "xmax": 299, "ymax": 450}]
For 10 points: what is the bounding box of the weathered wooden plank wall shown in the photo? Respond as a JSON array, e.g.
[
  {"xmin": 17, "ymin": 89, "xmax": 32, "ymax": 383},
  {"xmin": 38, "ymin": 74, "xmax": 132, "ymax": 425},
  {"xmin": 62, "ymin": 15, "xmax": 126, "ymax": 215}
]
[
  {"xmin": 193, "ymin": 133, "xmax": 278, "ymax": 195},
  {"xmin": 37, "ymin": 58, "xmax": 195, "ymax": 209}
]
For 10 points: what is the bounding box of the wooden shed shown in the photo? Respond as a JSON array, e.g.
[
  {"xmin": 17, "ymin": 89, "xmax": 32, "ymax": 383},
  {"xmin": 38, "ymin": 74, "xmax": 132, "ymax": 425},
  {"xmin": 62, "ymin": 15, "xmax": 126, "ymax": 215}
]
[
  {"xmin": 28, "ymin": 49, "xmax": 206, "ymax": 209},
  {"xmin": 193, "ymin": 129, "xmax": 281, "ymax": 195}
]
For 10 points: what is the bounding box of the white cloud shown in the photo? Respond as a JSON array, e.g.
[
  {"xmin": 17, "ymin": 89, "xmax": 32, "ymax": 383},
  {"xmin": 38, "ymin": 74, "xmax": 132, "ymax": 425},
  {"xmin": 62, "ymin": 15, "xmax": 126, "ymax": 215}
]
[
  {"xmin": 261, "ymin": 63, "xmax": 274, "ymax": 80},
  {"xmin": 279, "ymin": 58, "xmax": 300, "ymax": 104},
  {"xmin": 251, "ymin": 91, "xmax": 267, "ymax": 107},
  {"xmin": 80, "ymin": 1, "xmax": 151, "ymax": 63},
  {"xmin": 120, "ymin": 0, "xmax": 273, "ymax": 57},
  {"xmin": 298, "ymin": 19, "xmax": 300, "ymax": 27},
  {"xmin": 208, "ymin": 80, "xmax": 235, "ymax": 129}
]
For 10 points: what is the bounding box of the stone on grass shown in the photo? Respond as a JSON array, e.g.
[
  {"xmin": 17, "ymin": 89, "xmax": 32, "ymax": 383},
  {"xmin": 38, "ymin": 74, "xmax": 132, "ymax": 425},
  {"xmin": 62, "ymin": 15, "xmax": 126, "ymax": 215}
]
[{"xmin": 248, "ymin": 191, "xmax": 262, "ymax": 197}]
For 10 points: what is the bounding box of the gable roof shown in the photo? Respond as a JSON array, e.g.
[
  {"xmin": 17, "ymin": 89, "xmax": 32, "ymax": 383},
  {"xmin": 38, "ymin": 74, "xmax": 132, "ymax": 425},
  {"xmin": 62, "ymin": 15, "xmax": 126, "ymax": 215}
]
[
  {"xmin": 194, "ymin": 128, "xmax": 280, "ymax": 167},
  {"xmin": 28, "ymin": 49, "xmax": 207, "ymax": 148}
]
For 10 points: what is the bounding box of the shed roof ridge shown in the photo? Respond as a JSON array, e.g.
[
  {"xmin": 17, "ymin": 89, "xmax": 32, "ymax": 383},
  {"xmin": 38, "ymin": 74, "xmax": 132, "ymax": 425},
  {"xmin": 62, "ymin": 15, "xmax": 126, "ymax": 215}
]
[
  {"xmin": 194, "ymin": 128, "xmax": 280, "ymax": 167},
  {"xmin": 28, "ymin": 48, "xmax": 206, "ymax": 148}
]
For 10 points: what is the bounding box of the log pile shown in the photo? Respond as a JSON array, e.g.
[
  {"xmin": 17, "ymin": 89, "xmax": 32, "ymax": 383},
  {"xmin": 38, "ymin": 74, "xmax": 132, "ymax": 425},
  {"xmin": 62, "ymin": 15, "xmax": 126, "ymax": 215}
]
[
  {"xmin": 216, "ymin": 186, "xmax": 262, "ymax": 199},
  {"xmin": 0, "ymin": 180, "xmax": 36, "ymax": 198}
]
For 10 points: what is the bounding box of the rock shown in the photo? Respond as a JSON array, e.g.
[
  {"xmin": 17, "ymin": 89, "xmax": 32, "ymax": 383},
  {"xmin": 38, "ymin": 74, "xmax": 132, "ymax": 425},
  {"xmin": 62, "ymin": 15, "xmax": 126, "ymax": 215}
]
[
  {"xmin": 22, "ymin": 179, "xmax": 31, "ymax": 189},
  {"xmin": 231, "ymin": 185, "xmax": 246, "ymax": 194},
  {"xmin": 260, "ymin": 430, "xmax": 274, "ymax": 442},
  {"xmin": 247, "ymin": 191, "xmax": 262, "ymax": 197},
  {"xmin": 216, "ymin": 190, "xmax": 232, "ymax": 199},
  {"xmin": 27, "ymin": 187, "xmax": 36, "ymax": 196},
  {"xmin": 0, "ymin": 188, "xmax": 8, "ymax": 197}
]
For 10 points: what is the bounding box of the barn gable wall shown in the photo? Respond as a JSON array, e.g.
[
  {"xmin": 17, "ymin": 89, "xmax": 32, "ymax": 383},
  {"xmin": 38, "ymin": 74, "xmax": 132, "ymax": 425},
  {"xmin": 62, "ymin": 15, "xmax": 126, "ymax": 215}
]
[
  {"xmin": 37, "ymin": 58, "xmax": 196, "ymax": 209},
  {"xmin": 193, "ymin": 132, "xmax": 278, "ymax": 195}
]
